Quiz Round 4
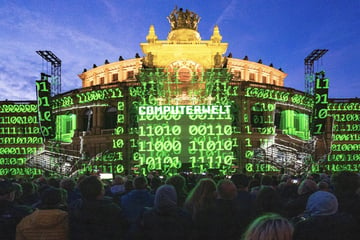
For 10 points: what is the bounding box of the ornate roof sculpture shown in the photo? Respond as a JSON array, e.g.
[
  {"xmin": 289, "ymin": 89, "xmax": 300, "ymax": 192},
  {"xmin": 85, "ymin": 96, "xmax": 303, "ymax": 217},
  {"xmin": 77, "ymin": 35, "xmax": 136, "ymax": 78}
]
[{"xmin": 167, "ymin": 6, "xmax": 201, "ymax": 31}]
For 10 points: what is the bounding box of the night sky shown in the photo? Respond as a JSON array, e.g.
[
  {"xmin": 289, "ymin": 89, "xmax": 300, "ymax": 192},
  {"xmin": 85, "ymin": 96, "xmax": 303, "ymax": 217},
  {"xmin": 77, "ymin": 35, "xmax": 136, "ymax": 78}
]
[{"xmin": 0, "ymin": 0, "xmax": 359, "ymax": 100}]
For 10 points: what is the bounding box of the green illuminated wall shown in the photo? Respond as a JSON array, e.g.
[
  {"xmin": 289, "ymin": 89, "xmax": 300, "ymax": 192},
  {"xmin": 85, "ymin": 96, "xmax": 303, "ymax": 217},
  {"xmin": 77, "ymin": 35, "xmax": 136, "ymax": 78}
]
[
  {"xmin": 134, "ymin": 105, "xmax": 235, "ymax": 175},
  {"xmin": 320, "ymin": 100, "xmax": 360, "ymax": 172},
  {"xmin": 280, "ymin": 110, "xmax": 310, "ymax": 140},
  {"xmin": 0, "ymin": 102, "xmax": 44, "ymax": 176},
  {"xmin": 5, "ymin": 68, "xmax": 356, "ymax": 176},
  {"xmin": 54, "ymin": 114, "xmax": 77, "ymax": 143}
]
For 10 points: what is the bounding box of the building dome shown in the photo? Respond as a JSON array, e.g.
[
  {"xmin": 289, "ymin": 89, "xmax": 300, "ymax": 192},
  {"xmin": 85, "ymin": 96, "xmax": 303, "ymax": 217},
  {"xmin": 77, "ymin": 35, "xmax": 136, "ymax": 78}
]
[{"xmin": 167, "ymin": 28, "xmax": 201, "ymax": 43}]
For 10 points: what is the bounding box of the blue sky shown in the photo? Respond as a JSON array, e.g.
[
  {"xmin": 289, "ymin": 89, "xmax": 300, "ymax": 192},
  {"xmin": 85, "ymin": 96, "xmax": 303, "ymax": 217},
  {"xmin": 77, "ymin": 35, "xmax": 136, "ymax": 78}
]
[{"xmin": 0, "ymin": 0, "xmax": 359, "ymax": 100}]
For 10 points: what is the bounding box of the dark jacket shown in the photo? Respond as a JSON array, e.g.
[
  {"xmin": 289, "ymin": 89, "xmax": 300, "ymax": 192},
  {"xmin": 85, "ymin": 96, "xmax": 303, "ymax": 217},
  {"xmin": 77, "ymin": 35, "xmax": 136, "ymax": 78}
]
[
  {"xmin": 68, "ymin": 197, "xmax": 128, "ymax": 240},
  {"xmin": 0, "ymin": 200, "xmax": 33, "ymax": 240},
  {"xmin": 194, "ymin": 199, "xmax": 247, "ymax": 240},
  {"xmin": 120, "ymin": 189, "xmax": 154, "ymax": 224},
  {"xmin": 294, "ymin": 213, "xmax": 360, "ymax": 240},
  {"xmin": 136, "ymin": 185, "xmax": 192, "ymax": 240}
]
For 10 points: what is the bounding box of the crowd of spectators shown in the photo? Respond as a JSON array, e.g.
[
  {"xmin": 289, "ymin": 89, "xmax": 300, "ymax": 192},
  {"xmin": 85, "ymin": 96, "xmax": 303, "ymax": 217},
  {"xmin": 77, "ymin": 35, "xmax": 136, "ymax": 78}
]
[{"xmin": 1, "ymin": 170, "xmax": 360, "ymax": 240}]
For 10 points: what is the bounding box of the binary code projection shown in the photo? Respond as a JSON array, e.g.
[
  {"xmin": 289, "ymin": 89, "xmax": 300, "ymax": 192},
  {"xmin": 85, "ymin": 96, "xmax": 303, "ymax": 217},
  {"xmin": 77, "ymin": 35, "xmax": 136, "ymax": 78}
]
[
  {"xmin": 1, "ymin": 67, "xmax": 359, "ymax": 176},
  {"xmin": 134, "ymin": 105, "xmax": 235, "ymax": 175}
]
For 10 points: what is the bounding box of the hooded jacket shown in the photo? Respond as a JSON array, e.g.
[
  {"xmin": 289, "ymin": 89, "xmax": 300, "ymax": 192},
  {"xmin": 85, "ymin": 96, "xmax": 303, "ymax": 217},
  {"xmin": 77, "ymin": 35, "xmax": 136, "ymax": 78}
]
[
  {"xmin": 138, "ymin": 185, "xmax": 192, "ymax": 240},
  {"xmin": 16, "ymin": 209, "xmax": 68, "ymax": 240}
]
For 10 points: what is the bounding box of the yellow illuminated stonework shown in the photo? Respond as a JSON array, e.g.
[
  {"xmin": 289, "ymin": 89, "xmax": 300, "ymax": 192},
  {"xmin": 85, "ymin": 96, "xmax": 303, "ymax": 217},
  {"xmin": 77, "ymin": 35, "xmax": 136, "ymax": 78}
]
[{"xmin": 79, "ymin": 7, "xmax": 287, "ymax": 88}]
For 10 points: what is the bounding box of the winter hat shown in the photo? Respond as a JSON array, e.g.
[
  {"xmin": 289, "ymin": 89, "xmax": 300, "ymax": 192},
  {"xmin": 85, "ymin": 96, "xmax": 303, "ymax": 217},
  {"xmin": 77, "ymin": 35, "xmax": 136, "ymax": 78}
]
[
  {"xmin": 154, "ymin": 184, "xmax": 177, "ymax": 212},
  {"xmin": 306, "ymin": 190, "xmax": 338, "ymax": 216}
]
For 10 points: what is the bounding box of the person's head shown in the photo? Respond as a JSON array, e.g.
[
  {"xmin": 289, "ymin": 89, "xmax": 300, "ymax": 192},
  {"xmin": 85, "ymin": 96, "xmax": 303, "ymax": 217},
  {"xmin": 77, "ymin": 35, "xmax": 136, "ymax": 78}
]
[
  {"xmin": 298, "ymin": 179, "xmax": 318, "ymax": 195},
  {"xmin": 217, "ymin": 179, "xmax": 237, "ymax": 200},
  {"xmin": 305, "ymin": 190, "xmax": 338, "ymax": 217},
  {"xmin": 260, "ymin": 175, "xmax": 273, "ymax": 186},
  {"xmin": 255, "ymin": 186, "xmax": 282, "ymax": 215},
  {"xmin": 47, "ymin": 177, "xmax": 60, "ymax": 188},
  {"xmin": 166, "ymin": 175, "xmax": 186, "ymax": 194},
  {"xmin": 154, "ymin": 184, "xmax": 177, "ymax": 212},
  {"xmin": 0, "ymin": 180, "xmax": 16, "ymax": 201},
  {"xmin": 39, "ymin": 187, "xmax": 66, "ymax": 209},
  {"xmin": 150, "ymin": 176, "xmax": 162, "ymax": 191},
  {"xmin": 21, "ymin": 182, "xmax": 37, "ymax": 196},
  {"xmin": 124, "ymin": 179, "xmax": 134, "ymax": 192},
  {"xmin": 60, "ymin": 178, "xmax": 76, "ymax": 192},
  {"xmin": 243, "ymin": 213, "xmax": 293, "ymax": 240},
  {"xmin": 231, "ymin": 174, "xmax": 249, "ymax": 190},
  {"xmin": 248, "ymin": 178, "xmax": 260, "ymax": 190},
  {"xmin": 318, "ymin": 181, "xmax": 330, "ymax": 192},
  {"xmin": 186, "ymin": 178, "xmax": 216, "ymax": 205},
  {"xmin": 133, "ymin": 176, "xmax": 148, "ymax": 189},
  {"xmin": 112, "ymin": 175, "xmax": 124, "ymax": 186},
  {"xmin": 79, "ymin": 175, "xmax": 104, "ymax": 200}
]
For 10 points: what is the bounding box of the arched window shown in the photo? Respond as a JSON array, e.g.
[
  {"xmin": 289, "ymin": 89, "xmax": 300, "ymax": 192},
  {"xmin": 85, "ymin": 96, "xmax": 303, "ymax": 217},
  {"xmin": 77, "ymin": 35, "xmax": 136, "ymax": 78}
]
[
  {"xmin": 83, "ymin": 108, "xmax": 93, "ymax": 131},
  {"xmin": 104, "ymin": 107, "xmax": 117, "ymax": 129}
]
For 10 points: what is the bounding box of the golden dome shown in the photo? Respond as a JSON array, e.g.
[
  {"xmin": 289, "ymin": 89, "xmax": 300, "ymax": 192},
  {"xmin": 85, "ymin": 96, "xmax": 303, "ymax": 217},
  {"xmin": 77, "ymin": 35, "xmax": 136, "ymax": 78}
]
[{"xmin": 167, "ymin": 29, "xmax": 201, "ymax": 43}]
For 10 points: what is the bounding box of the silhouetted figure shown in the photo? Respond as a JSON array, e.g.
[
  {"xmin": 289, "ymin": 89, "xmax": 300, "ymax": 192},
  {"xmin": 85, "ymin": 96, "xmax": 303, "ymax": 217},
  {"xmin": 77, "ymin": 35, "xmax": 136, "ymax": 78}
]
[
  {"xmin": 136, "ymin": 184, "xmax": 193, "ymax": 240},
  {"xmin": 0, "ymin": 181, "xmax": 32, "ymax": 240},
  {"xmin": 16, "ymin": 187, "xmax": 68, "ymax": 240},
  {"xmin": 68, "ymin": 176, "xmax": 128, "ymax": 240},
  {"xmin": 293, "ymin": 191, "xmax": 359, "ymax": 240}
]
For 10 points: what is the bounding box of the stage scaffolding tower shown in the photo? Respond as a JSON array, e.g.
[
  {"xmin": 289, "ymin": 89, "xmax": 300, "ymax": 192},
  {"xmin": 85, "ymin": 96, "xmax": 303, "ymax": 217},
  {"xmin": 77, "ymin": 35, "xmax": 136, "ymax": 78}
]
[
  {"xmin": 304, "ymin": 49, "xmax": 328, "ymax": 95},
  {"xmin": 36, "ymin": 50, "xmax": 62, "ymax": 96}
]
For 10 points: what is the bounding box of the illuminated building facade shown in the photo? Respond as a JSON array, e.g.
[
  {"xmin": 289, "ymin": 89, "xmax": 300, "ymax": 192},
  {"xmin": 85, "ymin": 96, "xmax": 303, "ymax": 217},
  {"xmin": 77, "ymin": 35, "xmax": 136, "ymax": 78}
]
[{"xmin": 0, "ymin": 8, "xmax": 359, "ymax": 176}]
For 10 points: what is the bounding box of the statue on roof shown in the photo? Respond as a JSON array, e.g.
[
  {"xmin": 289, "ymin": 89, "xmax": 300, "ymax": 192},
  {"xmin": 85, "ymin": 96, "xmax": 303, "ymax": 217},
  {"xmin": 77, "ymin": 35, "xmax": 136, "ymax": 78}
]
[{"xmin": 167, "ymin": 6, "xmax": 201, "ymax": 31}]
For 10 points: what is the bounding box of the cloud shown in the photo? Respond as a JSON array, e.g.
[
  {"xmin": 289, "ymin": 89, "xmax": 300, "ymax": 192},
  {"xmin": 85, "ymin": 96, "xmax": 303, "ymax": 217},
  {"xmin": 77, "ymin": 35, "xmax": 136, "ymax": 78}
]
[
  {"xmin": 0, "ymin": 4, "xmax": 129, "ymax": 100},
  {"xmin": 214, "ymin": 0, "xmax": 238, "ymax": 27}
]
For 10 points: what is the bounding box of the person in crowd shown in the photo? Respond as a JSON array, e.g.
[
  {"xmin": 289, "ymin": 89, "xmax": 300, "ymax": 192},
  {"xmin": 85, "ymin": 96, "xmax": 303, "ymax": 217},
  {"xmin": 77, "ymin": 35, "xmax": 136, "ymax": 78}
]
[
  {"xmin": 331, "ymin": 171, "xmax": 360, "ymax": 224},
  {"xmin": 194, "ymin": 179, "xmax": 247, "ymax": 240},
  {"xmin": 47, "ymin": 177, "xmax": 61, "ymax": 188},
  {"xmin": 110, "ymin": 175, "xmax": 125, "ymax": 196},
  {"xmin": 60, "ymin": 178, "xmax": 81, "ymax": 206},
  {"xmin": 248, "ymin": 177, "xmax": 260, "ymax": 193},
  {"xmin": 165, "ymin": 174, "xmax": 187, "ymax": 207},
  {"xmin": 242, "ymin": 213, "xmax": 293, "ymax": 240},
  {"xmin": 184, "ymin": 178, "xmax": 216, "ymax": 220},
  {"xmin": 278, "ymin": 175, "xmax": 299, "ymax": 203},
  {"xmin": 118, "ymin": 179, "xmax": 134, "ymax": 199},
  {"xmin": 18, "ymin": 182, "xmax": 39, "ymax": 207},
  {"xmin": 318, "ymin": 180, "xmax": 330, "ymax": 192},
  {"xmin": 293, "ymin": 190, "xmax": 359, "ymax": 240},
  {"xmin": 120, "ymin": 176, "xmax": 154, "ymax": 235},
  {"xmin": 0, "ymin": 180, "xmax": 33, "ymax": 240},
  {"xmin": 149, "ymin": 176, "xmax": 162, "ymax": 194},
  {"xmin": 136, "ymin": 184, "xmax": 193, "ymax": 240},
  {"xmin": 255, "ymin": 183, "xmax": 283, "ymax": 217},
  {"xmin": 284, "ymin": 179, "xmax": 318, "ymax": 218},
  {"xmin": 68, "ymin": 175, "xmax": 128, "ymax": 240},
  {"xmin": 231, "ymin": 173, "xmax": 254, "ymax": 225},
  {"xmin": 16, "ymin": 187, "xmax": 68, "ymax": 240}
]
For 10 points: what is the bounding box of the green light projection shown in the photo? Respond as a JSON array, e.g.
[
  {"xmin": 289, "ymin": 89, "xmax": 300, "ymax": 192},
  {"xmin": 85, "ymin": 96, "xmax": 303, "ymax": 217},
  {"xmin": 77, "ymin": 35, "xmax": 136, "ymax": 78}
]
[
  {"xmin": 280, "ymin": 110, "xmax": 310, "ymax": 140},
  {"xmin": 36, "ymin": 80, "xmax": 55, "ymax": 139},
  {"xmin": 321, "ymin": 101, "xmax": 360, "ymax": 172},
  {"xmin": 0, "ymin": 102, "xmax": 44, "ymax": 176},
  {"xmin": 134, "ymin": 105, "xmax": 236, "ymax": 175},
  {"xmin": 54, "ymin": 114, "xmax": 76, "ymax": 143},
  {"xmin": 3, "ymin": 66, "xmax": 358, "ymax": 176},
  {"xmin": 129, "ymin": 68, "xmax": 238, "ymax": 175},
  {"xmin": 311, "ymin": 72, "xmax": 329, "ymax": 135}
]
